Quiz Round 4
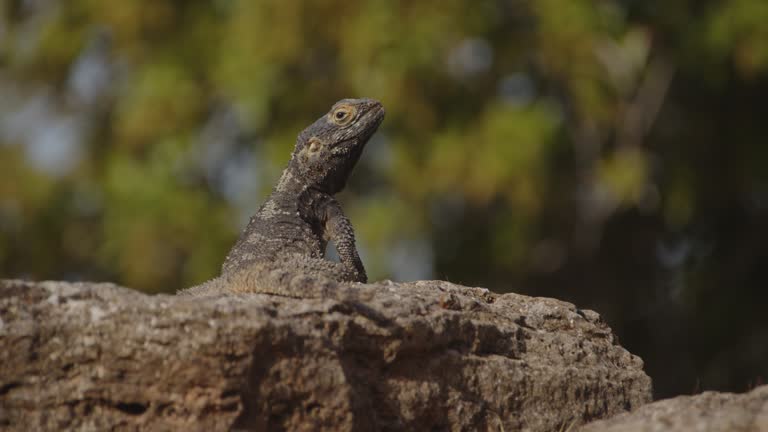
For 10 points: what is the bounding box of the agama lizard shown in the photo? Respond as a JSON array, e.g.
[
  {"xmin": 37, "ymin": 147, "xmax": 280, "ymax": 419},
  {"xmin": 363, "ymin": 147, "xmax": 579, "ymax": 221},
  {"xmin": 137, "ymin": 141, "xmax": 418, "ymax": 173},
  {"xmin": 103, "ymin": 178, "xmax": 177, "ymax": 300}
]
[{"xmin": 179, "ymin": 98, "xmax": 384, "ymax": 298}]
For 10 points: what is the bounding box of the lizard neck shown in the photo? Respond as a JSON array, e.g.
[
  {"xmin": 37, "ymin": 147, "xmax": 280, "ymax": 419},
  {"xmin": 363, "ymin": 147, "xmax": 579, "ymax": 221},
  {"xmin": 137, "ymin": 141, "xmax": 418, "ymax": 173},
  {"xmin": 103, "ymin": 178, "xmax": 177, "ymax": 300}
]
[
  {"xmin": 275, "ymin": 163, "xmax": 313, "ymax": 197},
  {"xmin": 279, "ymin": 153, "xmax": 352, "ymax": 196}
]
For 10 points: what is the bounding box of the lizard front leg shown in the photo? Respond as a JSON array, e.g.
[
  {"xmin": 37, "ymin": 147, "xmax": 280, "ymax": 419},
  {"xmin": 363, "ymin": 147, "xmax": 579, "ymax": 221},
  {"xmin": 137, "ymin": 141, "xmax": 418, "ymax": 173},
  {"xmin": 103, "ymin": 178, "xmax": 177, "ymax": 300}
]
[{"xmin": 320, "ymin": 198, "xmax": 367, "ymax": 283}]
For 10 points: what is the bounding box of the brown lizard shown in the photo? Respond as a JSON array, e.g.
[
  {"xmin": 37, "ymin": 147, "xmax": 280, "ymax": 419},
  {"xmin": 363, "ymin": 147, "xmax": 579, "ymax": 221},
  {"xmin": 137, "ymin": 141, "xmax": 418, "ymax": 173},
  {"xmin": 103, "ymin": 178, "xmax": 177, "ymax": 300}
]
[{"xmin": 178, "ymin": 98, "xmax": 384, "ymax": 298}]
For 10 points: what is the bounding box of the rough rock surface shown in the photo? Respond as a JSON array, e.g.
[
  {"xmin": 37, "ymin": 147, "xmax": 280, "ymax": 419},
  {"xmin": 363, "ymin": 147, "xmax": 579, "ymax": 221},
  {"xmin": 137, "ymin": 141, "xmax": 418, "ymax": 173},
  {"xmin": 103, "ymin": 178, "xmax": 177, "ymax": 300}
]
[
  {"xmin": 580, "ymin": 384, "xmax": 768, "ymax": 432},
  {"xmin": 0, "ymin": 279, "xmax": 651, "ymax": 431}
]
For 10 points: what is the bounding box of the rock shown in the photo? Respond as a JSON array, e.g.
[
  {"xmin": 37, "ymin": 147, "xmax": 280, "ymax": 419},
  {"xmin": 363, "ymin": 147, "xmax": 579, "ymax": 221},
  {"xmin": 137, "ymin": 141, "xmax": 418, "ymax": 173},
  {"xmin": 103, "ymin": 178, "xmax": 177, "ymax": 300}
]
[
  {"xmin": 0, "ymin": 279, "xmax": 650, "ymax": 431},
  {"xmin": 580, "ymin": 385, "xmax": 768, "ymax": 432}
]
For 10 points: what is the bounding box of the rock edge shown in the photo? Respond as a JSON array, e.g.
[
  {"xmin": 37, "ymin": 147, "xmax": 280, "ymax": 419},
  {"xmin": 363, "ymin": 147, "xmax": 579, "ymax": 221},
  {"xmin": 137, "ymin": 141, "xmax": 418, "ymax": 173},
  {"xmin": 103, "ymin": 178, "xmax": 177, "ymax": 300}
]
[{"xmin": 0, "ymin": 279, "xmax": 651, "ymax": 431}]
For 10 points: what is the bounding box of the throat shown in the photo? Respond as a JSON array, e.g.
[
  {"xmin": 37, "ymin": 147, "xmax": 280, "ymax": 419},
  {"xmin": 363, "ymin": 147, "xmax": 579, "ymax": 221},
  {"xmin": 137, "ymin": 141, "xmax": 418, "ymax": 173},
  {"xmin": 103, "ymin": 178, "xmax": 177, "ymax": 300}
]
[{"xmin": 275, "ymin": 166, "xmax": 309, "ymax": 195}]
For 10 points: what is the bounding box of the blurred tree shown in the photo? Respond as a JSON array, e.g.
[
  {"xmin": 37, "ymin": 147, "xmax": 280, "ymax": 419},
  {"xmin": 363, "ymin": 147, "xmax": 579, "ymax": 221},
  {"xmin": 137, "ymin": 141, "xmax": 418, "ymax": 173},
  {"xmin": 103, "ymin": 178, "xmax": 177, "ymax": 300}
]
[{"xmin": 1, "ymin": 0, "xmax": 767, "ymax": 398}]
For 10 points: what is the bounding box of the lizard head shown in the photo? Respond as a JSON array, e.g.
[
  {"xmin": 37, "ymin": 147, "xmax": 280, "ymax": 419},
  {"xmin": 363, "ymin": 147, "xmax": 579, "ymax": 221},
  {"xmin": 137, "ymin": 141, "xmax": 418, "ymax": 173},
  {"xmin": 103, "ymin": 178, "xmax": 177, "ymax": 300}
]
[{"xmin": 292, "ymin": 98, "xmax": 385, "ymax": 194}]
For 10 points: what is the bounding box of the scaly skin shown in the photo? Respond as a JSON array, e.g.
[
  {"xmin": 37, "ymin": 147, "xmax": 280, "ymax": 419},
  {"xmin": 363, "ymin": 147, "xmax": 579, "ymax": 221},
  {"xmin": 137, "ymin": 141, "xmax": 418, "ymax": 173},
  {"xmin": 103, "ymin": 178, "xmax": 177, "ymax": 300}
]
[{"xmin": 179, "ymin": 98, "xmax": 384, "ymax": 297}]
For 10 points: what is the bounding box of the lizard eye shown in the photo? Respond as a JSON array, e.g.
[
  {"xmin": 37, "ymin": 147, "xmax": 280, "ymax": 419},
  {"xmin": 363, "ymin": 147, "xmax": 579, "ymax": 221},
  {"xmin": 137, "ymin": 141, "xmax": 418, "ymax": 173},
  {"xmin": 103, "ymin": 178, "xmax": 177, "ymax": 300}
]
[{"xmin": 330, "ymin": 104, "xmax": 357, "ymax": 126}]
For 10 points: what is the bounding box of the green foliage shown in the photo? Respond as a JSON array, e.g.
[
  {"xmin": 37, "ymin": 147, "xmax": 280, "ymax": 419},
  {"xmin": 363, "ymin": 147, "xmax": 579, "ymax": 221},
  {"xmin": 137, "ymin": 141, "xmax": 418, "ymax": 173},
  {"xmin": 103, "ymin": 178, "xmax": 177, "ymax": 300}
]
[
  {"xmin": 101, "ymin": 138, "xmax": 231, "ymax": 291},
  {"xmin": 706, "ymin": 0, "xmax": 768, "ymax": 76}
]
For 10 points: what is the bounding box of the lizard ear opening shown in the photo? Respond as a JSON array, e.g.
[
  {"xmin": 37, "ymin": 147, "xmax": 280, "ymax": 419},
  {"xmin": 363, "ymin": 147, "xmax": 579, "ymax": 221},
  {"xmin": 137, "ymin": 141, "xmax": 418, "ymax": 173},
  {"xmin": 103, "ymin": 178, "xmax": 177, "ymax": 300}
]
[
  {"xmin": 329, "ymin": 104, "xmax": 357, "ymax": 126},
  {"xmin": 308, "ymin": 137, "xmax": 322, "ymax": 152}
]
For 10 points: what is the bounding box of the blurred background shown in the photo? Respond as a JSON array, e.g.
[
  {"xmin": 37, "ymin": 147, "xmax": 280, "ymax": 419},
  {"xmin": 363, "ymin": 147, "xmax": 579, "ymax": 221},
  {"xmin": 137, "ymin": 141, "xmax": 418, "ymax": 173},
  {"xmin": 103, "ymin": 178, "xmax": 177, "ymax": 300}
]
[{"xmin": 1, "ymin": 0, "xmax": 767, "ymax": 399}]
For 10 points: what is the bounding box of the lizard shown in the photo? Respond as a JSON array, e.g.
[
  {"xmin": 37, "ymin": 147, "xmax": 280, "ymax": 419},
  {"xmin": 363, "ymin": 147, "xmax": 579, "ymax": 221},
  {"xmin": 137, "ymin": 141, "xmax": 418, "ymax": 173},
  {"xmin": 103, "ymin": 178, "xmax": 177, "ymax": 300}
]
[{"xmin": 178, "ymin": 98, "xmax": 385, "ymax": 299}]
